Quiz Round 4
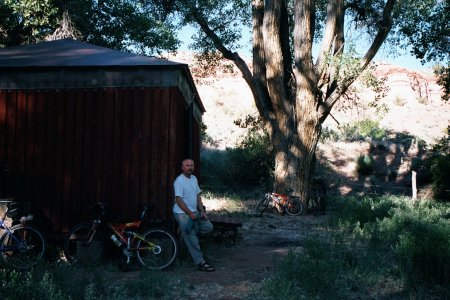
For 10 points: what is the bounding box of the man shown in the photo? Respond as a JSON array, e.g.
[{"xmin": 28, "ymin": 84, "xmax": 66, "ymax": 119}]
[{"xmin": 173, "ymin": 158, "xmax": 215, "ymax": 272}]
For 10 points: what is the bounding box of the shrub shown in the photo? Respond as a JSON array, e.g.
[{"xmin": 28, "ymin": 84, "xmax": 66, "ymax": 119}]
[
  {"xmin": 356, "ymin": 154, "xmax": 374, "ymax": 176},
  {"xmin": 394, "ymin": 95, "xmax": 406, "ymax": 106},
  {"xmin": 201, "ymin": 115, "xmax": 274, "ymax": 190},
  {"xmin": 0, "ymin": 270, "xmax": 65, "ymax": 300},
  {"xmin": 418, "ymin": 125, "xmax": 450, "ymax": 200},
  {"xmin": 431, "ymin": 154, "xmax": 450, "ymax": 201},
  {"xmin": 357, "ymin": 119, "xmax": 386, "ymax": 140},
  {"xmin": 263, "ymin": 238, "xmax": 347, "ymax": 299},
  {"xmin": 353, "ymin": 198, "xmax": 450, "ymax": 286},
  {"xmin": 320, "ymin": 126, "xmax": 340, "ymax": 142},
  {"xmin": 339, "ymin": 119, "xmax": 386, "ymax": 141},
  {"xmin": 225, "ymin": 127, "xmax": 274, "ymax": 188},
  {"xmin": 417, "ymin": 96, "xmax": 428, "ymax": 104}
]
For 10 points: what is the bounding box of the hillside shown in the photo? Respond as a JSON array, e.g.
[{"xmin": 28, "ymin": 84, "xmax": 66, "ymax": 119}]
[
  {"xmin": 172, "ymin": 53, "xmax": 449, "ymax": 149},
  {"xmin": 171, "ymin": 53, "xmax": 448, "ymax": 196}
]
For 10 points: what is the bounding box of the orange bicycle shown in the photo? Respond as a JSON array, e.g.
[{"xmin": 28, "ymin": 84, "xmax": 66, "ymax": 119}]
[
  {"xmin": 256, "ymin": 192, "xmax": 304, "ymax": 216},
  {"xmin": 64, "ymin": 202, "xmax": 177, "ymax": 270}
]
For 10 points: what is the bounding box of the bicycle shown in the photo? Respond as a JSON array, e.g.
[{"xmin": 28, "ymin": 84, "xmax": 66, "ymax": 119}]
[
  {"xmin": 64, "ymin": 202, "xmax": 178, "ymax": 270},
  {"xmin": 0, "ymin": 199, "xmax": 46, "ymax": 270},
  {"xmin": 256, "ymin": 192, "xmax": 304, "ymax": 216}
]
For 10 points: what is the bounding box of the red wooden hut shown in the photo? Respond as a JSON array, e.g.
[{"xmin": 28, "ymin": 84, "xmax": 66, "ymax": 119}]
[{"xmin": 0, "ymin": 39, "xmax": 205, "ymax": 234}]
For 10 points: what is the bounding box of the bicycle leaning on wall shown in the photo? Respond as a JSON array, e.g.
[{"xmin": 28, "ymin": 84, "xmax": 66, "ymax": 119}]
[
  {"xmin": 64, "ymin": 202, "xmax": 178, "ymax": 270},
  {"xmin": 0, "ymin": 199, "xmax": 46, "ymax": 270}
]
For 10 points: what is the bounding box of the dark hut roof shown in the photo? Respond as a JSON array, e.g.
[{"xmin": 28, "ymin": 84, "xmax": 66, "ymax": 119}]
[
  {"xmin": 0, "ymin": 39, "xmax": 205, "ymax": 114},
  {"xmin": 0, "ymin": 38, "xmax": 181, "ymax": 68}
]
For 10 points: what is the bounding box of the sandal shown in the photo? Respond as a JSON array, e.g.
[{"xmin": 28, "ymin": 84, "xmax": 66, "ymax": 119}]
[{"xmin": 198, "ymin": 261, "xmax": 215, "ymax": 272}]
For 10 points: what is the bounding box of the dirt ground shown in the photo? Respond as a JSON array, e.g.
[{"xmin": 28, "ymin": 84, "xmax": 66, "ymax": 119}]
[{"xmin": 167, "ymin": 211, "xmax": 329, "ymax": 299}]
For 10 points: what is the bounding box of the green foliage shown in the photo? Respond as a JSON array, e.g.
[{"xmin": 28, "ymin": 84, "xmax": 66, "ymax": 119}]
[
  {"xmin": 413, "ymin": 125, "xmax": 450, "ymax": 200},
  {"xmin": 434, "ymin": 64, "xmax": 449, "ymax": 101},
  {"xmin": 331, "ymin": 196, "xmax": 400, "ymax": 228},
  {"xmin": 200, "ymin": 122, "xmax": 218, "ymax": 147},
  {"xmin": 201, "ymin": 115, "xmax": 274, "ymax": 190},
  {"xmin": 0, "ymin": 0, "xmax": 180, "ymax": 55},
  {"xmin": 394, "ymin": 0, "xmax": 449, "ymax": 63},
  {"xmin": 263, "ymin": 239, "xmax": 347, "ymax": 299},
  {"xmin": 0, "ymin": 263, "xmax": 173, "ymax": 300},
  {"xmin": 321, "ymin": 119, "xmax": 388, "ymax": 143},
  {"xmin": 0, "ymin": 0, "xmax": 58, "ymax": 46},
  {"xmin": 431, "ymin": 154, "xmax": 450, "ymax": 201},
  {"xmin": 356, "ymin": 154, "xmax": 375, "ymax": 176},
  {"xmin": 0, "ymin": 270, "xmax": 65, "ymax": 300},
  {"xmin": 332, "ymin": 196, "xmax": 450, "ymax": 286}
]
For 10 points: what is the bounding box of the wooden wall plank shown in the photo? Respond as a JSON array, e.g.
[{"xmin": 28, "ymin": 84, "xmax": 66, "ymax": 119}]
[{"xmin": 0, "ymin": 91, "xmax": 7, "ymax": 197}]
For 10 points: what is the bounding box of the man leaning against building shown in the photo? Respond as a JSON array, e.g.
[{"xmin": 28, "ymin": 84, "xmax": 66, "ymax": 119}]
[{"xmin": 173, "ymin": 158, "xmax": 215, "ymax": 272}]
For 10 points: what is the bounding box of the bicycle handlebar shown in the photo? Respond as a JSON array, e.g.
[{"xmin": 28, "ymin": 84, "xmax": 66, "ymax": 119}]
[{"xmin": 92, "ymin": 201, "xmax": 152, "ymax": 222}]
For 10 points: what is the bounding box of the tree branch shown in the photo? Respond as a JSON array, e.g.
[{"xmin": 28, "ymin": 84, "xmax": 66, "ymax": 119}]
[
  {"xmin": 315, "ymin": 0, "xmax": 340, "ymax": 73},
  {"xmin": 178, "ymin": 0, "xmax": 269, "ymax": 122},
  {"xmin": 321, "ymin": 0, "xmax": 397, "ymax": 120},
  {"xmin": 252, "ymin": 0, "xmax": 273, "ymax": 122},
  {"xmin": 360, "ymin": 0, "xmax": 396, "ymax": 70}
]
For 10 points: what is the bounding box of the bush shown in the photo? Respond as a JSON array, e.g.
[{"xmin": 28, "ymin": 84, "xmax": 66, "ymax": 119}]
[
  {"xmin": 356, "ymin": 154, "xmax": 374, "ymax": 176},
  {"xmin": 338, "ymin": 119, "xmax": 387, "ymax": 142},
  {"xmin": 431, "ymin": 154, "xmax": 450, "ymax": 201},
  {"xmin": 376, "ymin": 204, "xmax": 450, "ymax": 286},
  {"xmin": 201, "ymin": 115, "xmax": 274, "ymax": 190},
  {"xmin": 262, "ymin": 238, "xmax": 348, "ymax": 299},
  {"xmin": 0, "ymin": 270, "xmax": 65, "ymax": 300},
  {"xmin": 352, "ymin": 198, "xmax": 450, "ymax": 286},
  {"xmin": 418, "ymin": 125, "xmax": 450, "ymax": 200}
]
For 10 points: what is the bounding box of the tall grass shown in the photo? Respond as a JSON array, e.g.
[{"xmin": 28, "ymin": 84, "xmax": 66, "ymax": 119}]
[
  {"xmin": 0, "ymin": 263, "xmax": 173, "ymax": 300},
  {"xmin": 261, "ymin": 195, "xmax": 450, "ymax": 299}
]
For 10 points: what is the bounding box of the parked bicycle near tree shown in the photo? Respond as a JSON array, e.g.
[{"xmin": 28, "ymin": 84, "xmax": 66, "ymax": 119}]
[
  {"xmin": 0, "ymin": 199, "xmax": 46, "ymax": 270},
  {"xmin": 64, "ymin": 202, "xmax": 178, "ymax": 270},
  {"xmin": 256, "ymin": 192, "xmax": 304, "ymax": 216}
]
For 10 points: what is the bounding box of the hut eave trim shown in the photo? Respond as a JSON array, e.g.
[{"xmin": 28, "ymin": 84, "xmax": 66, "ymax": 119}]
[
  {"xmin": 0, "ymin": 67, "xmax": 203, "ymax": 122},
  {"xmin": 0, "ymin": 68, "xmax": 183, "ymax": 89}
]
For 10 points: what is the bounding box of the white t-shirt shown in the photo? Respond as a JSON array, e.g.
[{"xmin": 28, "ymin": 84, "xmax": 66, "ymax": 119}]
[{"xmin": 173, "ymin": 174, "xmax": 201, "ymax": 214}]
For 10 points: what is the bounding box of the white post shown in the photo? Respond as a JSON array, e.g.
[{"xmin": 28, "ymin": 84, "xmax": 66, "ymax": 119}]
[{"xmin": 412, "ymin": 171, "xmax": 417, "ymax": 200}]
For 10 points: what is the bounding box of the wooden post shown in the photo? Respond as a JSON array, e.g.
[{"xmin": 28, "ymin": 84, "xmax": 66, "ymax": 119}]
[{"xmin": 412, "ymin": 171, "xmax": 417, "ymax": 200}]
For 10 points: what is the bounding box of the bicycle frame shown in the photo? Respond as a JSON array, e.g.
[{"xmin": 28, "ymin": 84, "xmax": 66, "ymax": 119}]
[
  {"xmin": 268, "ymin": 193, "xmax": 290, "ymax": 212},
  {"xmin": 109, "ymin": 220, "xmax": 159, "ymax": 251}
]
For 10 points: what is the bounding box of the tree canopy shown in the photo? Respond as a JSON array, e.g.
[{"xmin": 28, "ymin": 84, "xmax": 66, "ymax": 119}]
[{"xmin": 0, "ymin": 0, "xmax": 180, "ymax": 55}]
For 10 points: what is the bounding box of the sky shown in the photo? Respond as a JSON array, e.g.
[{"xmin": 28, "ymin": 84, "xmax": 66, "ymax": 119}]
[{"xmin": 177, "ymin": 26, "xmax": 437, "ymax": 72}]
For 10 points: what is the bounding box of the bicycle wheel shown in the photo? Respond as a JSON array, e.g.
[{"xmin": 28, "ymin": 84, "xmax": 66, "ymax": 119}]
[
  {"xmin": 64, "ymin": 223, "xmax": 104, "ymax": 265},
  {"xmin": 136, "ymin": 229, "xmax": 177, "ymax": 270},
  {"xmin": 256, "ymin": 195, "xmax": 270, "ymax": 214},
  {"xmin": 0, "ymin": 224, "xmax": 46, "ymax": 270},
  {"xmin": 286, "ymin": 198, "xmax": 303, "ymax": 216}
]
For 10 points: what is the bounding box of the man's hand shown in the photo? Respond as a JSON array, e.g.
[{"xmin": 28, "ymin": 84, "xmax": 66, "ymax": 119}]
[
  {"xmin": 189, "ymin": 211, "xmax": 198, "ymax": 220},
  {"xmin": 200, "ymin": 211, "xmax": 208, "ymax": 220}
]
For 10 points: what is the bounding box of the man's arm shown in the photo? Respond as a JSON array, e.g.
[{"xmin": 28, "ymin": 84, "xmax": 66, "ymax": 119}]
[{"xmin": 175, "ymin": 196, "xmax": 198, "ymax": 220}]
